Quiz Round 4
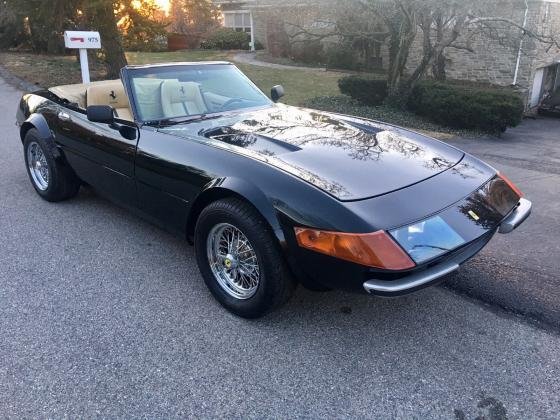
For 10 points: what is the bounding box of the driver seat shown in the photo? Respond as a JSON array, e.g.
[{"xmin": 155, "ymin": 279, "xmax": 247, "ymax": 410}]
[{"xmin": 161, "ymin": 80, "xmax": 207, "ymax": 117}]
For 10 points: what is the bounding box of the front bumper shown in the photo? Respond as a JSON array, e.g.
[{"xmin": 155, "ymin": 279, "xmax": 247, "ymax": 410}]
[
  {"xmin": 498, "ymin": 198, "xmax": 532, "ymax": 234},
  {"xmin": 363, "ymin": 198, "xmax": 532, "ymax": 295},
  {"xmin": 364, "ymin": 262, "xmax": 459, "ymax": 294}
]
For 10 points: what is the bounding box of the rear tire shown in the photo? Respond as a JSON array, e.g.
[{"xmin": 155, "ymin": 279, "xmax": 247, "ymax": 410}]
[
  {"xmin": 194, "ymin": 198, "xmax": 296, "ymax": 318},
  {"xmin": 23, "ymin": 128, "xmax": 80, "ymax": 202}
]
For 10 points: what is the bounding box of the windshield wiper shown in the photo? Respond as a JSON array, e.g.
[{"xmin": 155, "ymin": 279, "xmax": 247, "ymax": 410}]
[
  {"xmin": 411, "ymin": 244, "xmax": 451, "ymax": 251},
  {"xmin": 145, "ymin": 113, "xmax": 224, "ymax": 127}
]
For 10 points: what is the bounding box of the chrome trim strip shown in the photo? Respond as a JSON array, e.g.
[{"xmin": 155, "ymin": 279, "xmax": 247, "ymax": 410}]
[
  {"xmin": 499, "ymin": 198, "xmax": 532, "ymax": 234},
  {"xmin": 363, "ymin": 263, "xmax": 459, "ymax": 294}
]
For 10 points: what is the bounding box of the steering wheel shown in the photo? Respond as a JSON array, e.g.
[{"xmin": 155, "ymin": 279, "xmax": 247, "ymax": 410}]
[{"xmin": 220, "ymin": 98, "xmax": 245, "ymax": 110}]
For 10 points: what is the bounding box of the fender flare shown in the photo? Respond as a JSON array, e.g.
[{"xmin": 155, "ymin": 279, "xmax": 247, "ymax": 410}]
[
  {"xmin": 20, "ymin": 113, "xmax": 62, "ymax": 160},
  {"xmin": 186, "ymin": 177, "xmax": 286, "ymax": 246}
]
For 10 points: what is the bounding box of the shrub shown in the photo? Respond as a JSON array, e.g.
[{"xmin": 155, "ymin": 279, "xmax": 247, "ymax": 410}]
[
  {"xmin": 200, "ymin": 28, "xmax": 250, "ymax": 50},
  {"xmin": 124, "ymin": 34, "xmax": 167, "ymax": 52},
  {"xmin": 408, "ymin": 81, "xmax": 524, "ymax": 133},
  {"xmin": 290, "ymin": 39, "xmax": 324, "ymax": 64},
  {"xmin": 325, "ymin": 45, "xmax": 360, "ymax": 71},
  {"xmin": 338, "ymin": 76, "xmax": 388, "ymax": 106}
]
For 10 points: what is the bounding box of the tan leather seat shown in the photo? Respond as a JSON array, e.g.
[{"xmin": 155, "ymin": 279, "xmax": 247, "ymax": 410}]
[
  {"xmin": 161, "ymin": 80, "xmax": 207, "ymax": 118},
  {"xmin": 86, "ymin": 81, "xmax": 133, "ymax": 121},
  {"xmin": 132, "ymin": 78, "xmax": 165, "ymax": 121}
]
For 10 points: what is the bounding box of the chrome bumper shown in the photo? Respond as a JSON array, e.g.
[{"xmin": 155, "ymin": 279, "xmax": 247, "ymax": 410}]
[
  {"xmin": 363, "ymin": 199, "xmax": 531, "ymax": 295},
  {"xmin": 499, "ymin": 198, "xmax": 532, "ymax": 234},
  {"xmin": 363, "ymin": 262, "xmax": 459, "ymax": 294}
]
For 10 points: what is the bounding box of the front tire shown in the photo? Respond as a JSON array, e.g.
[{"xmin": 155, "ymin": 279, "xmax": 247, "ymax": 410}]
[
  {"xmin": 23, "ymin": 129, "xmax": 80, "ymax": 202},
  {"xmin": 194, "ymin": 198, "xmax": 296, "ymax": 318}
]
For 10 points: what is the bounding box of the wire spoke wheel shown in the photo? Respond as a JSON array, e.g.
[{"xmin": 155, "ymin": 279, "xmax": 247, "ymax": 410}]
[
  {"xmin": 27, "ymin": 141, "xmax": 49, "ymax": 191},
  {"xmin": 207, "ymin": 223, "xmax": 260, "ymax": 300}
]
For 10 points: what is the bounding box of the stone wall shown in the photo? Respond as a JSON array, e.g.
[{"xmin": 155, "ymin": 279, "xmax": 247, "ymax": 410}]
[
  {"xmin": 248, "ymin": 0, "xmax": 338, "ymax": 48},
  {"xmin": 404, "ymin": 1, "xmax": 531, "ymax": 88},
  {"xmin": 402, "ymin": 0, "xmax": 560, "ymax": 106}
]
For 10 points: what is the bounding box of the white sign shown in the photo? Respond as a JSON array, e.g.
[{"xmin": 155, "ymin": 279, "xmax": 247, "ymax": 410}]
[
  {"xmin": 63, "ymin": 31, "xmax": 101, "ymax": 84},
  {"xmin": 64, "ymin": 31, "xmax": 101, "ymax": 49}
]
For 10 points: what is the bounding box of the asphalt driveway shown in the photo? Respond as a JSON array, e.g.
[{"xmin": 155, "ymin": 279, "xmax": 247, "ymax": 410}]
[
  {"xmin": 1, "ymin": 76, "xmax": 559, "ymax": 418},
  {"xmin": 448, "ymin": 118, "xmax": 560, "ymax": 329}
]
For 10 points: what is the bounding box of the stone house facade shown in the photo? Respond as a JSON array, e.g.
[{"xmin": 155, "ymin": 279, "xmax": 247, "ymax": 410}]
[
  {"xmin": 213, "ymin": 0, "xmax": 560, "ymax": 108},
  {"xmin": 405, "ymin": 0, "xmax": 560, "ymax": 109}
]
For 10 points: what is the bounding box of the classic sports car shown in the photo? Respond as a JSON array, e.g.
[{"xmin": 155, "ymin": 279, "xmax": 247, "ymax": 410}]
[{"xmin": 16, "ymin": 62, "xmax": 531, "ymax": 318}]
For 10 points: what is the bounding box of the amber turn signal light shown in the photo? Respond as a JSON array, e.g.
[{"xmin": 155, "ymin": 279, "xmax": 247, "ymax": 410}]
[
  {"xmin": 498, "ymin": 172, "xmax": 524, "ymax": 198},
  {"xmin": 294, "ymin": 228, "xmax": 415, "ymax": 270}
]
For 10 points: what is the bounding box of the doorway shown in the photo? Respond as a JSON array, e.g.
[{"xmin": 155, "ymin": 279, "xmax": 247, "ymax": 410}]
[{"xmin": 532, "ymin": 63, "xmax": 560, "ymax": 109}]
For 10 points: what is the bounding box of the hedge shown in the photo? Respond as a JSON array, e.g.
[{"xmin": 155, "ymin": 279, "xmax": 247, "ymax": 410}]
[
  {"xmin": 200, "ymin": 28, "xmax": 251, "ymax": 50},
  {"xmin": 408, "ymin": 80, "xmax": 524, "ymax": 133},
  {"xmin": 338, "ymin": 76, "xmax": 388, "ymax": 106}
]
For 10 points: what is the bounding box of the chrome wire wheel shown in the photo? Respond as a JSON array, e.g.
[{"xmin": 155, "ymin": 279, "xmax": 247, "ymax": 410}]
[
  {"xmin": 27, "ymin": 141, "xmax": 49, "ymax": 191},
  {"xmin": 206, "ymin": 223, "xmax": 261, "ymax": 300}
]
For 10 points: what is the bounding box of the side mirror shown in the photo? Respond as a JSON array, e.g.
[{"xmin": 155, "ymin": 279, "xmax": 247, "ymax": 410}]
[
  {"xmin": 271, "ymin": 85, "xmax": 285, "ymax": 103},
  {"xmin": 87, "ymin": 105, "xmax": 115, "ymax": 124}
]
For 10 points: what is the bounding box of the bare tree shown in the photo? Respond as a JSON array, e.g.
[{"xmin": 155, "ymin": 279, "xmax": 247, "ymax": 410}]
[{"xmin": 286, "ymin": 0, "xmax": 560, "ymax": 107}]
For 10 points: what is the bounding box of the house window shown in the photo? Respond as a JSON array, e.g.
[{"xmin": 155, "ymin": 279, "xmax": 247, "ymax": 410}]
[{"xmin": 223, "ymin": 11, "xmax": 252, "ymax": 33}]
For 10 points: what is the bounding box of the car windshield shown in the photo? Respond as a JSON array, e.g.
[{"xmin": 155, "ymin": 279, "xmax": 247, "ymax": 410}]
[{"xmin": 126, "ymin": 63, "xmax": 272, "ymax": 123}]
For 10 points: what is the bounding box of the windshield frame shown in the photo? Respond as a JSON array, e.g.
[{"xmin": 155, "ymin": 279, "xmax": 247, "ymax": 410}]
[{"xmin": 121, "ymin": 62, "xmax": 274, "ymax": 125}]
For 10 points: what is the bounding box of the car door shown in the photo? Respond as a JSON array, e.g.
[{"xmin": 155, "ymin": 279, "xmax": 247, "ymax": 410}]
[
  {"xmin": 133, "ymin": 127, "xmax": 213, "ymax": 234},
  {"xmin": 52, "ymin": 106, "xmax": 139, "ymax": 208}
]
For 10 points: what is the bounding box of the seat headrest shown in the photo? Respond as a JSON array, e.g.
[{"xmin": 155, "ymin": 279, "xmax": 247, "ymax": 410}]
[
  {"xmin": 133, "ymin": 78, "xmax": 165, "ymax": 120},
  {"xmin": 162, "ymin": 80, "xmax": 202, "ymax": 104},
  {"xmin": 86, "ymin": 82, "xmax": 129, "ymax": 109}
]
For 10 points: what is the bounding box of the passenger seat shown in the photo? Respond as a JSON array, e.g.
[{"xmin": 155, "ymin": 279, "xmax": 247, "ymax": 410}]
[
  {"xmin": 86, "ymin": 81, "xmax": 133, "ymax": 121},
  {"xmin": 161, "ymin": 80, "xmax": 207, "ymax": 118}
]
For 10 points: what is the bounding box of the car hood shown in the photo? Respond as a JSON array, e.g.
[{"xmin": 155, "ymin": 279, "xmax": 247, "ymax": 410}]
[{"xmin": 159, "ymin": 104, "xmax": 464, "ymax": 201}]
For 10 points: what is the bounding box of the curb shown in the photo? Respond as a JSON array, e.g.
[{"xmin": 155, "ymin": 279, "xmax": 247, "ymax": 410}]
[{"xmin": 0, "ymin": 64, "xmax": 42, "ymax": 92}]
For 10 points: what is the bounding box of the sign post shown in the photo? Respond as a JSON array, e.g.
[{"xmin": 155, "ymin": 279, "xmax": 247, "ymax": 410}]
[{"xmin": 63, "ymin": 31, "xmax": 102, "ymax": 84}]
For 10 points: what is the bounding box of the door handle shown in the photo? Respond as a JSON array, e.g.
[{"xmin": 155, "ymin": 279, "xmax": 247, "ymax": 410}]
[{"xmin": 58, "ymin": 111, "xmax": 71, "ymax": 122}]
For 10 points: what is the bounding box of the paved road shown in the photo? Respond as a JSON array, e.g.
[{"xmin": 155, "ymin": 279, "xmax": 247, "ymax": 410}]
[{"xmin": 1, "ymin": 77, "xmax": 559, "ymax": 418}]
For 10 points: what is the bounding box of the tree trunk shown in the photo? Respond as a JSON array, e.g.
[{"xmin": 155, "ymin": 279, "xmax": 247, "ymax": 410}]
[
  {"xmin": 386, "ymin": 11, "xmax": 418, "ymax": 108},
  {"xmin": 405, "ymin": 13, "xmax": 435, "ymax": 89},
  {"xmin": 46, "ymin": 1, "xmax": 68, "ymax": 55},
  {"xmin": 431, "ymin": 13, "xmax": 446, "ymax": 81},
  {"xmin": 85, "ymin": 1, "xmax": 127, "ymax": 79},
  {"xmin": 27, "ymin": 15, "xmax": 48, "ymax": 53},
  {"xmin": 432, "ymin": 52, "xmax": 446, "ymax": 81}
]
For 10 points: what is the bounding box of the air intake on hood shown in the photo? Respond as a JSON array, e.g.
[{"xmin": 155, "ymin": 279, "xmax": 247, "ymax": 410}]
[{"xmin": 200, "ymin": 126, "xmax": 301, "ymax": 155}]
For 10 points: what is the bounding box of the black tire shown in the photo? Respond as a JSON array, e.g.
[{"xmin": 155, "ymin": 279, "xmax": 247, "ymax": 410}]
[
  {"xmin": 23, "ymin": 128, "xmax": 80, "ymax": 202},
  {"xmin": 194, "ymin": 197, "xmax": 296, "ymax": 318}
]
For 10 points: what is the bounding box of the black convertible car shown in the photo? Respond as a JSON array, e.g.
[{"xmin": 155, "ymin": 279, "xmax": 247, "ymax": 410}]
[{"xmin": 16, "ymin": 62, "xmax": 531, "ymax": 318}]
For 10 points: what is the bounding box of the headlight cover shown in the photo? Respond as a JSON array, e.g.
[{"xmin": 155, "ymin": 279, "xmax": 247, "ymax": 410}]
[{"xmin": 390, "ymin": 216, "xmax": 466, "ymax": 264}]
